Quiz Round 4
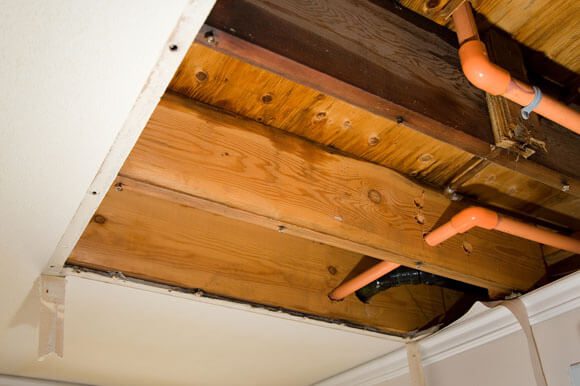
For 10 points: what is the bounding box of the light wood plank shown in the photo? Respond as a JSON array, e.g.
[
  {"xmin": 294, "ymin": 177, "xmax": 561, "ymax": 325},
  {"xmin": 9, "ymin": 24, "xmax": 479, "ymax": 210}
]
[
  {"xmin": 69, "ymin": 186, "xmax": 464, "ymax": 334},
  {"xmin": 119, "ymin": 93, "xmax": 546, "ymax": 291},
  {"xmin": 170, "ymin": 44, "xmax": 473, "ymax": 187}
]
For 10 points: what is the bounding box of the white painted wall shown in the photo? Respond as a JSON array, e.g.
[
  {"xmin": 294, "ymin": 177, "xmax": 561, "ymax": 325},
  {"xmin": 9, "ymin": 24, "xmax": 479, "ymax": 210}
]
[
  {"xmin": 378, "ymin": 308, "xmax": 580, "ymax": 386},
  {"xmin": 0, "ymin": 1, "xmax": 403, "ymax": 384}
]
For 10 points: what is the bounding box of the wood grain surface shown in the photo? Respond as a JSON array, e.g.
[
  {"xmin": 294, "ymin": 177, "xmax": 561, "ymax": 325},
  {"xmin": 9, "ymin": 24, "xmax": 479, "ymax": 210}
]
[
  {"xmin": 69, "ymin": 185, "xmax": 466, "ymax": 334},
  {"xmin": 118, "ymin": 94, "xmax": 546, "ymax": 291},
  {"xmin": 171, "ymin": 43, "xmax": 580, "ymax": 227},
  {"xmin": 400, "ymin": 0, "xmax": 580, "ymax": 73}
]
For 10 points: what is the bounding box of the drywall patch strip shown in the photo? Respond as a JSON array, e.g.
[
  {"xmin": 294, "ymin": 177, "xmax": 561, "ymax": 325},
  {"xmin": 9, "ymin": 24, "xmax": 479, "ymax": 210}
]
[
  {"xmin": 38, "ymin": 275, "xmax": 66, "ymax": 360},
  {"xmin": 61, "ymin": 266, "xmax": 404, "ymax": 343},
  {"xmin": 406, "ymin": 342, "xmax": 426, "ymax": 386},
  {"xmin": 43, "ymin": 0, "xmax": 216, "ymax": 275},
  {"xmin": 315, "ymin": 271, "xmax": 580, "ymax": 386},
  {"xmin": 501, "ymin": 298, "xmax": 548, "ymax": 386}
]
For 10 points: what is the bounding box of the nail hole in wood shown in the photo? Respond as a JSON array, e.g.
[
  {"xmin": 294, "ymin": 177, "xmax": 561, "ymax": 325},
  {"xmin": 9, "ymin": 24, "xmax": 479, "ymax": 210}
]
[
  {"xmin": 462, "ymin": 241, "xmax": 473, "ymax": 255},
  {"xmin": 93, "ymin": 215, "xmax": 106, "ymax": 224},
  {"xmin": 195, "ymin": 70, "xmax": 208, "ymax": 82},
  {"xmin": 414, "ymin": 213, "xmax": 425, "ymax": 225},
  {"xmin": 426, "ymin": 0, "xmax": 440, "ymax": 9},
  {"xmin": 368, "ymin": 189, "xmax": 382, "ymax": 204},
  {"xmin": 368, "ymin": 136, "xmax": 380, "ymax": 146},
  {"xmin": 315, "ymin": 111, "xmax": 327, "ymax": 121},
  {"xmin": 261, "ymin": 93, "xmax": 273, "ymax": 104}
]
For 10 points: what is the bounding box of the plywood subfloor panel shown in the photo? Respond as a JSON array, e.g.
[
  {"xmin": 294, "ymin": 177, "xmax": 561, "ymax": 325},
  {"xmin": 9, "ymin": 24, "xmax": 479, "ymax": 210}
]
[
  {"xmin": 400, "ymin": 0, "xmax": 580, "ymax": 73},
  {"xmin": 68, "ymin": 186, "xmax": 464, "ymax": 334},
  {"xmin": 170, "ymin": 43, "xmax": 474, "ymax": 187},
  {"xmin": 169, "ymin": 44, "xmax": 579, "ymax": 231}
]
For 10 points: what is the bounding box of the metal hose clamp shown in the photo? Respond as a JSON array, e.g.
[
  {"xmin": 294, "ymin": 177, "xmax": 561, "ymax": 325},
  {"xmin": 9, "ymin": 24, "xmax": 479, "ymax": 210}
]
[{"xmin": 521, "ymin": 86, "xmax": 542, "ymax": 120}]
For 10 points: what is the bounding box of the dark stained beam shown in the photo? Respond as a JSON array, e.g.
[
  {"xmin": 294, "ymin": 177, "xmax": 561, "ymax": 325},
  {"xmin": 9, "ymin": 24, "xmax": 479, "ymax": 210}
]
[{"xmin": 198, "ymin": 0, "xmax": 580, "ymax": 196}]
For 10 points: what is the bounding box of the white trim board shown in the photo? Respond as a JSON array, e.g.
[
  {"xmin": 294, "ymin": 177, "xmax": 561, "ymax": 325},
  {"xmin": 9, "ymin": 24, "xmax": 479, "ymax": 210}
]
[
  {"xmin": 315, "ymin": 271, "xmax": 580, "ymax": 386},
  {"xmin": 44, "ymin": 0, "xmax": 216, "ymax": 275}
]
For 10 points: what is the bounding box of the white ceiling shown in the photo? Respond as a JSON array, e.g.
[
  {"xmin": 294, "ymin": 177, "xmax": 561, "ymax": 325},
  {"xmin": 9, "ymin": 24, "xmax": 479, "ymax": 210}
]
[
  {"xmin": 2, "ymin": 275, "xmax": 402, "ymax": 385},
  {"xmin": 0, "ymin": 1, "xmax": 402, "ymax": 384}
]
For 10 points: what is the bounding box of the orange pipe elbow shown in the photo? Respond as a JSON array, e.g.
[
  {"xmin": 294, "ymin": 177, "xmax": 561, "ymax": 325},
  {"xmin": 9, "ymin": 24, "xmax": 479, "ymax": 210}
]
[
  {"xmin": 425, "ymin": 206, "xmax": 580, "ymax": 254},
  {"xmin": 329, "ymin": 261, "xmax": 400, "ymax": 301},
  {"xmin": 425, "ymin": 207, "xmax": 498, "ymax": 246},
  {"xmin": 458, "ymin": 41, "xmax": 511, "ymax": 96},
  {"xmin": 452, "ymin": 2, "xmax": 580, "ymax": 134}
]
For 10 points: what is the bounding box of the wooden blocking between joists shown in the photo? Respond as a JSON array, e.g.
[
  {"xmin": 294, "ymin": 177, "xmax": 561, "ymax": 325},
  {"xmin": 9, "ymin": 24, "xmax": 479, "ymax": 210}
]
[{"xmin": 484, "ymin": 30, "xmax": 544, "ymax": 158}]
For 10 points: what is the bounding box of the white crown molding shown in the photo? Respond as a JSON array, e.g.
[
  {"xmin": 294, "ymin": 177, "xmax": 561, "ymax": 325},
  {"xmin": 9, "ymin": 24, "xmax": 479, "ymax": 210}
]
[{"xmin": 315, "ymin": 271, "xmax": 580, "ymax": 386}]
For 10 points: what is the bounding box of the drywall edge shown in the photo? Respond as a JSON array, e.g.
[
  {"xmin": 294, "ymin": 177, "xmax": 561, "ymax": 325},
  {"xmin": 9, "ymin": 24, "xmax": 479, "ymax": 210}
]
[
  {"xmin": 44, "ymin": 0, "xmax": 216, "ymax": 275},
  {"xmin": 61, "ymin": 267, "xmax": 404, "ymax": 343}
]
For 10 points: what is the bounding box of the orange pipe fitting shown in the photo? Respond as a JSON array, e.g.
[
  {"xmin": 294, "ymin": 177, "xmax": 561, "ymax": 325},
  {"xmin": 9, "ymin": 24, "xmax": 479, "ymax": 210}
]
[
  {"xmin": 452, "ymin": 2, "xmax": 580, "ymax": 134},
  {"xmin": 424, "ymin": 206, "xmax": 580, "ymax": 254},
  {"xmin": 458, "ymin": 41, "xmax": 511, "ymax": 96},
  {"xmin": 328, "ymin": 261, "xmax": 400, "ymax": 301}
]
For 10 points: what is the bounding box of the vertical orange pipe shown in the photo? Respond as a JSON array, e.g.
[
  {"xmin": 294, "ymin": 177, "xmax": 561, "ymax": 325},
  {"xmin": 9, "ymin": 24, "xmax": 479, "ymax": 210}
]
[
  {"xmin": 328, "ymin": 261, "xmax": 400, "ymax": 301},
  {"xmin": 453, "ymin": 2, "xmax": 580, "ymax": 134}
]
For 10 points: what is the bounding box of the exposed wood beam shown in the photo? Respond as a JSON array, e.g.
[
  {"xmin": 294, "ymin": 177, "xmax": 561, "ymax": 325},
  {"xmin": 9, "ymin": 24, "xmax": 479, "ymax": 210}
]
[
  {"xmin": 198, "ymin": 0, "xmax": 580, "ymax": 196},
  {"xmin": 69, "ymin": 185, "xmax": 466, "ymax": 335},
  {"xmin": 119, "ymin": 93, "xmax": 546, "ymax": 292}
]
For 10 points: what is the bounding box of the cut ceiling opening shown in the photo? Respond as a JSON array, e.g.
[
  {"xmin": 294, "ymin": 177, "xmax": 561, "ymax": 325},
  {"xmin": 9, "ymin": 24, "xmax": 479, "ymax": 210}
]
[{"xmin": 65, "ymin": 0, "xmax": 580, "ymax": 337}]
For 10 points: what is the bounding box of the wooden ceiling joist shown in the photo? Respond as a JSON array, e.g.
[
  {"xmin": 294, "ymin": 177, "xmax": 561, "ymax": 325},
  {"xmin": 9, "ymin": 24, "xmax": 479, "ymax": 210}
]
[
  {"xmin": 69, "ymin": 184, "xmax": 466, "ymax": 335},
  {"xmin": 200, "ymin": 0, "xmax": 580, "ymax": 196},
  {"xmin": 117, "ymin": 93, "xmax": 546, "ymax": 292}
]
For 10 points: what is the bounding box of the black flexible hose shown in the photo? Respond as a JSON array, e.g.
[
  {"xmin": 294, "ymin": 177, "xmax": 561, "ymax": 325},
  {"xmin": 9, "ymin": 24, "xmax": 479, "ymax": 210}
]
[{"xmin": 355, "ymin": 266, "xmax": 486, "ymax": 303}]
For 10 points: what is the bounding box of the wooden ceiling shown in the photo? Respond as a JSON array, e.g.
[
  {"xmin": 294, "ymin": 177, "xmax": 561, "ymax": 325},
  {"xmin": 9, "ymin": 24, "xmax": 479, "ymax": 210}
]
[
  {"xmin": 401, "ymin": 0, "xmax": 580, "ymax": 72},
  {"xmin": 67, "ymin": 0, "xmax": 579, "ymax": 336},
  {"xmin": 170, "ymin": 44, "xmax": 580, "ymax": 230}
]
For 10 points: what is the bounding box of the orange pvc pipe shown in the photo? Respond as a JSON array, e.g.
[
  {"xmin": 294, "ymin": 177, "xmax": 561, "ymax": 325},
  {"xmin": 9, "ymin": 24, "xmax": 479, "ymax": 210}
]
[
  {"xmin": 453, "ymin": 2, "xmax": 580, "ymax": 134},
  {"xmin": 424, "ymin": 206, "xmax": 580, "ymax": 254},
  {"xmin": 328, "ymin": 261, "xmax": 400, "ymax": 301}
]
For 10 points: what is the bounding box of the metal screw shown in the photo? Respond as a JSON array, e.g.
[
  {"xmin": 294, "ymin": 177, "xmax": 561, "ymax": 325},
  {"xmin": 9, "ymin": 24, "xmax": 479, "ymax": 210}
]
[
  {"xmin": 562, "ymin": 184, "xmax": 570, "ymax": 192},
  {"xmin": 205, "ymin": 31, "xmax": 216, "ymax": 45},
  {"xmin": 115, "ymin": 183, "xmax": 123, "ymax": 192}
]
